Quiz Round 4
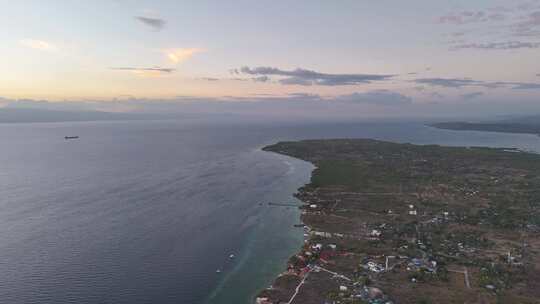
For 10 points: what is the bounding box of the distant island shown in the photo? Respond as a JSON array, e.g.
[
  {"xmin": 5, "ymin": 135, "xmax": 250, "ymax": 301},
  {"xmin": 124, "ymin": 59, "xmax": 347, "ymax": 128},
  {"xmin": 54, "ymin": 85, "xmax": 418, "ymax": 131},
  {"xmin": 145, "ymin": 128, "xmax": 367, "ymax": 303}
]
[
  {"xmin": 0, "ymin": 107, "xmax": 237, "ymax": 123},
  {"xmin": 0, "ymin": 108, "xmax": 165, "ymax": 123},
  {"xmin": 430, "ymin": 121, "xmax": 540, "ymax": 136},
  {"xmin": 257, "ymin": 139, "xmax": 540, "ymax": 304}
]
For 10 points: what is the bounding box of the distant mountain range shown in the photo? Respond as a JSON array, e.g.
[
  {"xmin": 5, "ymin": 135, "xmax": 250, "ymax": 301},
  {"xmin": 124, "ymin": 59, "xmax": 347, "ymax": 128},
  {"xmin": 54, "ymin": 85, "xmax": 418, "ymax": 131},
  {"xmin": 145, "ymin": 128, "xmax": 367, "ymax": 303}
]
[
  {"xmin": 430, "ymin": 115, "xmax": 540, "ymax": 135},
  {"xmin": 0, "ymin": 108, "xmax": 167, "ymax": 123}
]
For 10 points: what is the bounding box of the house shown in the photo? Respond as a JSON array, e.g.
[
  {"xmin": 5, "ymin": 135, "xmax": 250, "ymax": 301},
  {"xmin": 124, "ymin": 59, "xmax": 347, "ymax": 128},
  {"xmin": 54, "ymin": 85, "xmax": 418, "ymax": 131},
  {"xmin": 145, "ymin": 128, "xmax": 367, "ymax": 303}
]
[
  {"xmin": 371, "ymin": 229, "xmax": 382, "ymax": 237},
  {"xmin": 320, "ymin": 250, "xmax": 334, "ymax": 261},
  {"xmin": 366, "ymin": 261, "xmax": 385, "ymax": 273},
  {"xmin": 256, "ymin": 297, "xmax": 271, "ymax": 304},
  {"xmin": 312, "ymin": 231, "xmax": 332, "ymax": 238}
]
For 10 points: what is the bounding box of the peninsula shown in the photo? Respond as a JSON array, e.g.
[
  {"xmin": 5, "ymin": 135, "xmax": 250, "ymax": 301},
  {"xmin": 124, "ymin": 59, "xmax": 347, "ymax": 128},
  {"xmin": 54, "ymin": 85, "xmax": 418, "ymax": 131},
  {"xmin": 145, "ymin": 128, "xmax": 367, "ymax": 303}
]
[
  {"xmin": 257, "ymin": 139, "xmax": 540, "ymax": 304},
  {"xmin": 430, "ymin": 122, "xmax": 540, "ymax": 136}
]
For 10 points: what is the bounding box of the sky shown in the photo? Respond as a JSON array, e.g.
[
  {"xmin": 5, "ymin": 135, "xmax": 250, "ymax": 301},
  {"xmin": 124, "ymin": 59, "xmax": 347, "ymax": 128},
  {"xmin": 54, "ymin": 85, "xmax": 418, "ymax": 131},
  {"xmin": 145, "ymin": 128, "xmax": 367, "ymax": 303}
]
[{"xmin": 0, "ymin": 0, "xmax": 539, "ymax": 118}]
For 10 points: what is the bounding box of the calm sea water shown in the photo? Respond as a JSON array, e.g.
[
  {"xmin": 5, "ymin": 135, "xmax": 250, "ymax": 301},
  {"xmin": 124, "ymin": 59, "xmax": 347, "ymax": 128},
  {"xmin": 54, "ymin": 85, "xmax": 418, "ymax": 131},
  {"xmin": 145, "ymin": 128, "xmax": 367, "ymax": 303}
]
[{"xmin": 1, "ymin": 119, "xmax": 539, "ymax": 304}]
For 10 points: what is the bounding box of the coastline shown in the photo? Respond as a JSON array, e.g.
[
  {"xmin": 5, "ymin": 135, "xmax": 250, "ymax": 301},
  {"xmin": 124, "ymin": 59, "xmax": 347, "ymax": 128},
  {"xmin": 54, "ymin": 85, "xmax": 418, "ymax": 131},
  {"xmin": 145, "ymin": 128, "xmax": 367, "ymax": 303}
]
[
  {"xmin": 253, "ymin": 155, "xmax": 316, "ymax": 304},
  {"xmin": 427, "ymin": 122, "xmax": 540, "ymax": 137},
  {"xmin": 248, "ymin": 152, "xmax": 316, "ymax": 304},
  {"xmin": 204, "ymin": 149, "xmax": 314, "ymax": 304},
  {"xmin": 254, "ymin": 145, "xmax": 334, "ymax": 304},
  {"xmin": 255, "ymin": 139, "xmax": 540, "ymax": 304}
]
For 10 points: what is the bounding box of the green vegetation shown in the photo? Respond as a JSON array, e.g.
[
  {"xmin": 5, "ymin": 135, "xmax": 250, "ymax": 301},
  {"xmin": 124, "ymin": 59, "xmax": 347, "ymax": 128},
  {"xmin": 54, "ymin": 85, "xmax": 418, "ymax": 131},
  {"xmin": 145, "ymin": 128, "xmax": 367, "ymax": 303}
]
[
  {"xmin": 260, "ymin": 139, "xmax": 540, "ymax": 304},
  {"xmin": 430, "ymin": 122, "xmax": 540, "ymax": 135}
]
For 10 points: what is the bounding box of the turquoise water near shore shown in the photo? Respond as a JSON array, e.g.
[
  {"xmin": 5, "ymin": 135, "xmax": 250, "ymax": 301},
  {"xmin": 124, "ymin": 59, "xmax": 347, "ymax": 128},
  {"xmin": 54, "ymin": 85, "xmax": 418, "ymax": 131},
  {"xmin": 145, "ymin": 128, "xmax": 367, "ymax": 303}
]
[
  {"xmin": 206, "ymin": 122, "xmax": 540, "ymax": 304},
  {"xmin": 1, "ymin": 119, "xmax": 540, "ymax": 304},
  {"xmin": 205, "ymin": 153, "xmax": 313, "ymax": 304}
]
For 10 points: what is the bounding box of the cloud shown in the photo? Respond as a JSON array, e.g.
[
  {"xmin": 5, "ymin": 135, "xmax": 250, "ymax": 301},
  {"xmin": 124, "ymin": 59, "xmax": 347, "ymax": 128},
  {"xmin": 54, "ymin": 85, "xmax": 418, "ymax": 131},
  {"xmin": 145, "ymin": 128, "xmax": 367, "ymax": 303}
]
[
  {"xmin": 135, "ymin": 16, "xmax": 166, "ymax": 31},
  {"xmin": 414, "ymin": 78, "xmax": 490, "ymax": 88},
  {"xmin": 512, "ymin": 11, "xmax": 540, "ymax": 36},
  {"xmin": 438, "ymin": 3, "xmax": 540, "ymax": 50},
  {"xmin": 164, "ymin": 48, "xmax": 204, "ymax": 64},
  {"xmin": 450, "ymin": 31, "xmax": 466, "ymax": 37},
  {"xmin": 461, "ymin": 92, "xmax": 484, "ymax": 99},
  {"xmin": 110, "ymin": 67, "xmax": 175, "ymax": 73},
  {"xmin": 238, "ymin": 66, "xmax": 394, "ymax": 86},
  {"xmin": 0, "ymin": 93, "xmax": 408, "ymax": 121},
  {"xmin": 252, "ymin": 76, "xmax": 270, "ymax": 82},
  {"xmin": 19, "ymin": 39, "xmax": 57, "ymax": 51},
  {"xmin": 488, "ymin": 13, "xmax": 507, "ymax": 22},
  {"xmin": 437, "ymin": 10, "xmax": 506, "ymax": 25},
  {"xmin": 452, "ymin": 41, "xmax": 540, "ymax": 50},
  {"xmin": 110, "ymin": 66, "xmax": 175, "ymax": 77},
  {"xmin": 3, "ymin": 98, "xmax": 95, "ymax": 111},
  {"xmin": 1, "ymin": 91, "xmax": 408, "ymax": 120},
  {"xmin": 415, "ymin": 77, "xmax": 540, "ymax": 90},
  {"xmin": 4, "ymin": 89, "xmax": 540, "ymax": 120},
  {"xmin": 509, "ymin": 82, "xmax": 540, "ymax": 89},
  {"xmin": 199, "ymin": 77, "xmax": 256, "ymax": 82},
  {"xmin": 431, "ymin": 92, "xmax": 445, "ymax": 99},
  {"xmin": 537, "ymin": 73, "xmax": 540, "ymax": 77},
  {"xmin": 437, "ymin": 3, "xmax": 536, "ymax": 26},
  {"xmin": 3, "ymin": 90, "xmax": 412, "ymax": 111},
  {"xmin": 336, "ymin": 90, "xmax": 413, "ymax": 105},
  {"xmin": 278, "ymin": 77, "xmax": 312, "ymax": 86}
]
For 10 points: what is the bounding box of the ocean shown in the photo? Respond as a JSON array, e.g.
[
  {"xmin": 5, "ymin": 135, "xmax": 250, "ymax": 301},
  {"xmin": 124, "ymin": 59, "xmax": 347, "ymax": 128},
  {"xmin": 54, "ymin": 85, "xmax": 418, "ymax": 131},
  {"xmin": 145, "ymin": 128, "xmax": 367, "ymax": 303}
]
[{"xmin": 1, "ymin": 118, "xmax": 539, "ymax": 304}]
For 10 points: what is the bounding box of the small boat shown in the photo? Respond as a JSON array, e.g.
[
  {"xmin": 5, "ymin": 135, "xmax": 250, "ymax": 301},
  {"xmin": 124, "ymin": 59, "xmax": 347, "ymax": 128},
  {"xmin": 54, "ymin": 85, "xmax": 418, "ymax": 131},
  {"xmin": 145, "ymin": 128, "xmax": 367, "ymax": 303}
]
[
  {"xmin": 229, "ymin": 254, "xmax": 235, "ymax": 259},
  {"xmin": 216, "ymin": 269, "xmax": 222, "ymax": 273},
  {"xmin": 64, "ymin": 136, "xmax": 79, "ymax": 140}
]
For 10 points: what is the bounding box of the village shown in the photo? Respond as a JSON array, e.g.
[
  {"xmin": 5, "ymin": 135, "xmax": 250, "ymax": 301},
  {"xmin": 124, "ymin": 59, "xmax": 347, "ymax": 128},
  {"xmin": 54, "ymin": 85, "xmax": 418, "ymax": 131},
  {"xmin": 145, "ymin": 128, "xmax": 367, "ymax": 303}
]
[{"xmin": 257, "ymin": 139, "xmax": 540, "ymax": 304}]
